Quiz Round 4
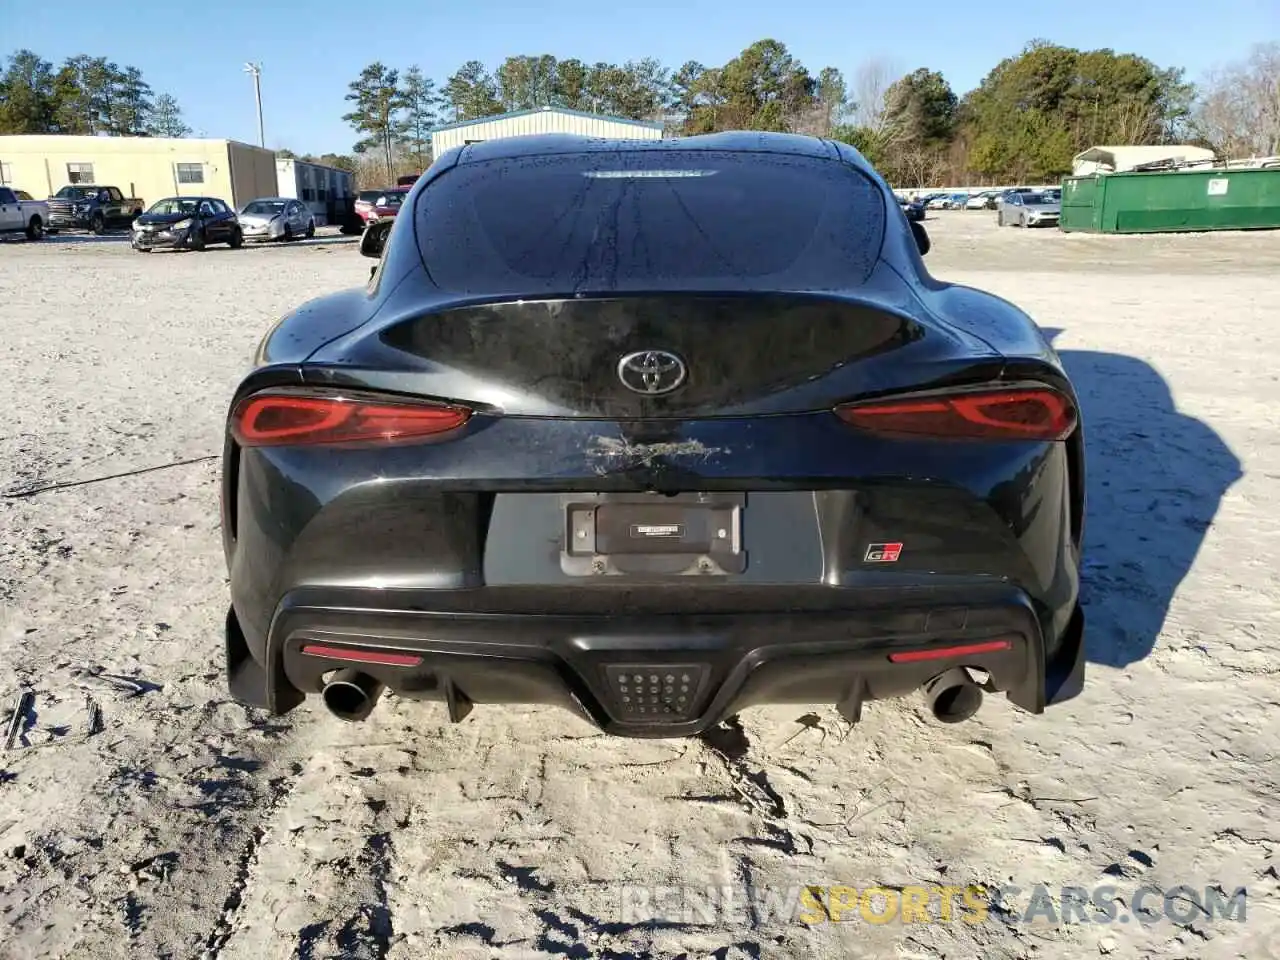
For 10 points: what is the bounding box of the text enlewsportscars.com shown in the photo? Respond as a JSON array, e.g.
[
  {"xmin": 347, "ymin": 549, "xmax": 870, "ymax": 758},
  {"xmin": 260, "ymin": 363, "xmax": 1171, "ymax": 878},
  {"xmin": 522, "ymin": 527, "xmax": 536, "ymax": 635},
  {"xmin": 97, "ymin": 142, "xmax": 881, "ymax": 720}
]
[{"xmin": 615, "ymin": 883, "xmax": 1250, "ymax": 927}]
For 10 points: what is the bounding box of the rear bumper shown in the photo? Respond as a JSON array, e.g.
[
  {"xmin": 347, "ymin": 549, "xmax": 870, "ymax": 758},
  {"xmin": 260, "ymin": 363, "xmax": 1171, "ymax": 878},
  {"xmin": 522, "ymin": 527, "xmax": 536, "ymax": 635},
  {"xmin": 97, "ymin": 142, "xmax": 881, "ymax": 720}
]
[{"xmin": 226, "ymin": 587, "xmax": 1085, "ymax": 737}]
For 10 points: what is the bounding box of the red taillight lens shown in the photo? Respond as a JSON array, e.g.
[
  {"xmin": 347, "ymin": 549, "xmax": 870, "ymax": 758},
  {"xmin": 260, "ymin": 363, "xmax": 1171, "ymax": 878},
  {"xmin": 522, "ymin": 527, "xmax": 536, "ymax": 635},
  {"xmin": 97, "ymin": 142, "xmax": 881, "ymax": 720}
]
[
  {"xmin": 231, "ymin": 392, "xmax": 471, "ymax": 447},
  {"xmin": 835, "ymin": 387, "xmax": 1076, "ymax": 441}
]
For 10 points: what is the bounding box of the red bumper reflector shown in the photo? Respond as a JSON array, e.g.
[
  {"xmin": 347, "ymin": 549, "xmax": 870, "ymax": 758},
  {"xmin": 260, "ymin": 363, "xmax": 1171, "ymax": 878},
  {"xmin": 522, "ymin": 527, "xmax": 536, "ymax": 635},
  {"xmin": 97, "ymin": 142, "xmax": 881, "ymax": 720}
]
[
  {"xmin": 300, "ymin": 644, "xmax": 423, "ymax": 667},
  {"xmin": 888, "ymin": 639, "xmax": 1012, "ymax": 663}
]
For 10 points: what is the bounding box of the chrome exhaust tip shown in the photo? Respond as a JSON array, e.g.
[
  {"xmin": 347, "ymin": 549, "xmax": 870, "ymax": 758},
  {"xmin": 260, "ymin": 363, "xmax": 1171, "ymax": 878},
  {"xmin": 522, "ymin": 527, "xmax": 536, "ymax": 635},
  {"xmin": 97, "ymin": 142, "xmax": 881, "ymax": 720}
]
[{"xmin": 321, "ymin": 669, "xmax": 385, "ymax": 722}]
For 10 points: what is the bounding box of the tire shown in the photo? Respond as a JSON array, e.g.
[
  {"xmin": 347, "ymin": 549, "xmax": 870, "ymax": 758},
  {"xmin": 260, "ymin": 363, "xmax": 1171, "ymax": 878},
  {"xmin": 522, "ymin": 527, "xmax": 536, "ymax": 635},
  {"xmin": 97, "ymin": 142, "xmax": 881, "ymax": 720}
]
[
  {"xmin": 305, "ymin": 219, "xmax": 315, "ymax": 239},
  {"xmin": 25, "ymin": 216, "xmax": 44, "ymax": 241},
  {"xmin": 997, "ymin": 210, "xmax": 1004, "ymax": 227},
  {"xmin": 228, "ymin": 227, "xmax": 243, "ymax": 249},
  {"xmin": 90, "ymin": 212, "xmax": 105, "ymax": 236},
  {"xmin": 282, "ymin": 223, "xmax": 294, "ymax": 242},
  {"xmin": 189, "ymin": 229, "xmax": 206, "ymax": 252}
]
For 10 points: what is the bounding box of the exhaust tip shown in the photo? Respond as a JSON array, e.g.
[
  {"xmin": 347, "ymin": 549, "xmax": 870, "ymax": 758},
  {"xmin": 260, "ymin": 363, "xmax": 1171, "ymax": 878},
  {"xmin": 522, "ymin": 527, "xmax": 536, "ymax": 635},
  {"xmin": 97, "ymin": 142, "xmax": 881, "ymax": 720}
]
[
  {"xmin": 321, "ymin": 669, "xmax": 384, "ymax": 722},
  {"xmin": 924, "ymin": 668, "xmax": 983, "ymax": 724}
]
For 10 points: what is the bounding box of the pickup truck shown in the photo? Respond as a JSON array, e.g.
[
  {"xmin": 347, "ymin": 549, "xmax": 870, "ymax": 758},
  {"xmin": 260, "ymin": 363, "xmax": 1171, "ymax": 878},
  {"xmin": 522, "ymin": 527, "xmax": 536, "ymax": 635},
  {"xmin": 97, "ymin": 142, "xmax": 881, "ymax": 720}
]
[
  {"xmin": 45, "ymin": 184, "xmax": 144, "ymax": 234},
  {"xmin": 0, "ymin": 187, "xmax": 49, "ymax": 240}
]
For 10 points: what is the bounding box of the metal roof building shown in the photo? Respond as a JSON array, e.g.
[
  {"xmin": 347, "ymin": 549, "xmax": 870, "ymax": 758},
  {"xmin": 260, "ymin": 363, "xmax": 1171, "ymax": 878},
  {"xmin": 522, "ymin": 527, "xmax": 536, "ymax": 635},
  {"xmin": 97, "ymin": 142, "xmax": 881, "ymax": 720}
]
[
  {"xmin": 431, "ymin": 106, "xmax": 664, "ymax": 156},
  {"xmin": 1071, "ymin": 145, "xmax": 1216, "ymax": 176}
]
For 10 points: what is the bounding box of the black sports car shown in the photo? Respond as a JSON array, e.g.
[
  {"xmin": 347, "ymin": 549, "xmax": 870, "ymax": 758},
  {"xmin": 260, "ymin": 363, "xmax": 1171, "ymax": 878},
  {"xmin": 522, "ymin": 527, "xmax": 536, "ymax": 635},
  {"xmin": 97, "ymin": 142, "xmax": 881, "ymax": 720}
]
[{"xmin": 221, "ymin": 133, "xmax": 1086, "ymax": 738}]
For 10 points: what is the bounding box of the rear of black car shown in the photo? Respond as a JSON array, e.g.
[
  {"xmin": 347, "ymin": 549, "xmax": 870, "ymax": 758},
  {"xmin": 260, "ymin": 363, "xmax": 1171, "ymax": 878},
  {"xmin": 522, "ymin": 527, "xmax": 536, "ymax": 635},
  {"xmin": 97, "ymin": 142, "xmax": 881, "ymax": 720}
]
[{"xmin": 221, "ymin": 137, "xmax": 1084, "ymax": 737}]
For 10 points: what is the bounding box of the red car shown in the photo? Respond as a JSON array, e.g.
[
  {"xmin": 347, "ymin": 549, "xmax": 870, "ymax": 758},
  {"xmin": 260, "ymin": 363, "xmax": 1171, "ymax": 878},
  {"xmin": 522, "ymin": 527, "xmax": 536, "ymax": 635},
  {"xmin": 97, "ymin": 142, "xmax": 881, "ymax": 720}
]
[{"xmin": 353, "ymin": 187, "xmax": 409, "ymax": 226}]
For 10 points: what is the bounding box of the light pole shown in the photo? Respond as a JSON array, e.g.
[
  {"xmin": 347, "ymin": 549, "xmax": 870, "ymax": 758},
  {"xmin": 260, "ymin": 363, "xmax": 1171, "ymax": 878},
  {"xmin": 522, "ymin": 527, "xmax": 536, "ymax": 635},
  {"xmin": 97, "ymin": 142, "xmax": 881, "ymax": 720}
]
[{"xmin": 243, "ymin": 62, "xmax": 264, "ymax": 148}]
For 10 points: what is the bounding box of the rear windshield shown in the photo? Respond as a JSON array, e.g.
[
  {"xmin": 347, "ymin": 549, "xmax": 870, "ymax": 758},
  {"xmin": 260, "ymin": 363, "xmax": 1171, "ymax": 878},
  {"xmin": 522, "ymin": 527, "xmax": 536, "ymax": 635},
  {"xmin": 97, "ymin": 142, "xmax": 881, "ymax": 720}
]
[
  {"xmin": 357, "ymin": 190, "xmax": 383, "ymax": 202},
  {"xmin": 415, "ymin": 150, "xmax": 887, "ymax": 295}
]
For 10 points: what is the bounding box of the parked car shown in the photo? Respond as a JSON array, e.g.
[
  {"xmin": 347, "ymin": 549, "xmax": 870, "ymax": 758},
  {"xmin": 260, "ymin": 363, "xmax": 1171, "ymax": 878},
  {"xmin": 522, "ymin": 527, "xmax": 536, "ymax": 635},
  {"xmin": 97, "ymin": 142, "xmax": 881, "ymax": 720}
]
[
  {"xmin": 237, "ymin": 197, "xmax": 315, "ymax": 242},
  {"xmin": 45, "ymin": 184, "xmax": 144, "ymax": 234},
  {"xmin": 353, "ymin": 189, "xmax": 383, "ymax": 225},
  {"xmin": 925, "ymin": 195, "xmax": 953, "ymax": 210},
  {"xmin": 368, "ymin": 188, "xmax": 409, "ymax": 223},
  {"xmin": 0, "ymin": 186, "xmax": 49, "ymax": 240},
  {"xmin": 898, "ymin": 196, "xmax": 926, "ymax": 221},
  {"xmin": 993, "ymin": 187, "xmax": 1037, "ymax": 210},
  {"xmin": 131, "ymin": 196, "xmax": 243, "ymax": 252},
  {"xmin": 965, "ymin": 192, "xmax": 996, "ymax": 210},
  {"xmin": 353, "ymin": 188, "xmax": 409, "ymax": 226},
  {"xmin": 221, "ymin": 133, "xmax": 1086, "ymax": 738},
  {"xmin": 997, "ymin": 191, "xmax": 1061, "ymax": 228}
]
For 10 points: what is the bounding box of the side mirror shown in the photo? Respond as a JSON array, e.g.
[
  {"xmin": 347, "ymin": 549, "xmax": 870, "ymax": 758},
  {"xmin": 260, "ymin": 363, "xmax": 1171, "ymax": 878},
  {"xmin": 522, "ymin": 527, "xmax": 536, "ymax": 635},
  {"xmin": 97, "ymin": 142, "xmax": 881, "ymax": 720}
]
[
  {"xmin": 360, "ymin": 219, "xmax": 393, "ymax": 259},
  {"xmin": 910, "ymin": 220, "xmax": 931, "ymax": 257}
]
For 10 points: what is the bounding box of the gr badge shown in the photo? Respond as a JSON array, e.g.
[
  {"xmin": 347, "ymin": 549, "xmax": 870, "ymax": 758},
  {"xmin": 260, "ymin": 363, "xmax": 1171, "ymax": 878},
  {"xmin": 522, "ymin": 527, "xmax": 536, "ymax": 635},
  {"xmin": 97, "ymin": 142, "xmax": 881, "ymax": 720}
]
[{"xmin": 864, "ymin": 542, "xmax": 903, "ymax": 563}]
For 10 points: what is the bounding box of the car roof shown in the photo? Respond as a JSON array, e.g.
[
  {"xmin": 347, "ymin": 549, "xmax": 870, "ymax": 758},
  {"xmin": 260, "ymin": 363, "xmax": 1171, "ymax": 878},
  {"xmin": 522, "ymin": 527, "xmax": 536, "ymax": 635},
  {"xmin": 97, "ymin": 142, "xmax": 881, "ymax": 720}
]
[{"xmin": 453, "ymin": 131, "xmax": 864, "ymax": 172}]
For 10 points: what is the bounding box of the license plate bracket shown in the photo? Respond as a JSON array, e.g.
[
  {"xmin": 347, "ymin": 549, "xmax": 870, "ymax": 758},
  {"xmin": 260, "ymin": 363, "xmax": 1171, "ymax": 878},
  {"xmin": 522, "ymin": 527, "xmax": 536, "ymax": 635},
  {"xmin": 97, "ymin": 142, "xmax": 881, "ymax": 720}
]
[{"xmin": 562, "ymin": 493, "xmax": 746, "ymax": 577}]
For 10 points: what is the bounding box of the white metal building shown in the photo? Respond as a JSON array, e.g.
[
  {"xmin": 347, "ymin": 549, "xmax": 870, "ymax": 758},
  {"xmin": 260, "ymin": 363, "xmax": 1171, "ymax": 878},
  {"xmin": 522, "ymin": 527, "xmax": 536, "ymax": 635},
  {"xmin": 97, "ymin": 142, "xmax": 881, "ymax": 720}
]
[
  {"xmin": 275, "ymin": 157, "xmax": 354, "ymax": 225},
  {"xmin": 431, "ymin": 106, "xmax": 664, "ymax": 156}
]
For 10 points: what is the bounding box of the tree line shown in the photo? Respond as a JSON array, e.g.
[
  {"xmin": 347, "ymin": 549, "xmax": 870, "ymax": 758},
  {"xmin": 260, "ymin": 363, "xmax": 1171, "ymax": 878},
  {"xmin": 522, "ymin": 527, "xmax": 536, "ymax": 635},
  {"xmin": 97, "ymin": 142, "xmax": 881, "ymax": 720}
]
[
  {"xmin": 0, "ymin": 50, "xmax": 190, "ymax": 138},
  {"xmin": 338, "ymin": 39, "xmax": 1278, "ymax": 186},
  {"xmin": 3, "ymin": 39, "xmax": 1277, "ymax": 189}
]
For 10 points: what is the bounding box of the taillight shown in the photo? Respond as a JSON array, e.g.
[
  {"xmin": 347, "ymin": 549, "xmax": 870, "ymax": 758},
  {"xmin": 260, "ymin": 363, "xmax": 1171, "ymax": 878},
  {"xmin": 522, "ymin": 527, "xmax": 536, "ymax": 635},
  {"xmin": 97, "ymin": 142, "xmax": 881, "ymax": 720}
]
[
  {"xmin": 231, "ymin": 392, "xmax": 471, "ymax": 447},
  {"xmin": 835, "ymin": 386, "xmax": 1076, "ymax": 441}
]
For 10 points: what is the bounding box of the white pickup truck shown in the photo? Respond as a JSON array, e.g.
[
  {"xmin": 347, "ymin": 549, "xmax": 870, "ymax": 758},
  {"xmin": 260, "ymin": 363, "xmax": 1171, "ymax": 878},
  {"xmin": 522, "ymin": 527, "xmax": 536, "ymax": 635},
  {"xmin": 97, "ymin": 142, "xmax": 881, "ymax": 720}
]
[{"xmin": 0, "ymin": 187, "xmax": 49, "ymax": 240}]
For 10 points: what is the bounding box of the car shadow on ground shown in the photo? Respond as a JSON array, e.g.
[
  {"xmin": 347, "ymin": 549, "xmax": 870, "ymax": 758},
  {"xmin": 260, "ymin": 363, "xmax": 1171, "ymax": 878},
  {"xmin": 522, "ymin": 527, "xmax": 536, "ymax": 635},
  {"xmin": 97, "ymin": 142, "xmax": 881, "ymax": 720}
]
[
  {"xmin": 0, "ymin": 232, "xmax": 129, "ymax": 245},
  {"xmin": 42, "ymin": 232, "xmax": 130, "ymax": 244},
  {"xmin": 1043, "ymin": 328, "xmax": 1243, "ymax": 668}
]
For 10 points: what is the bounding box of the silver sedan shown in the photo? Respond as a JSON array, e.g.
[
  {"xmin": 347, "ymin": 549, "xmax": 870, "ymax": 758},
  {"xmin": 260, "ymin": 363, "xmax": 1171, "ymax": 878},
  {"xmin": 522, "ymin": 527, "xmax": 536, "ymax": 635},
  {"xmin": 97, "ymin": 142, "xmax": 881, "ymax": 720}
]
[
  {"xmin": 237, "ymin": 197, "xmax": 315, "ymax": 242},
  {"xmin": 998, "ymin": 191, "xmax": 1061, "ymax": 228}
]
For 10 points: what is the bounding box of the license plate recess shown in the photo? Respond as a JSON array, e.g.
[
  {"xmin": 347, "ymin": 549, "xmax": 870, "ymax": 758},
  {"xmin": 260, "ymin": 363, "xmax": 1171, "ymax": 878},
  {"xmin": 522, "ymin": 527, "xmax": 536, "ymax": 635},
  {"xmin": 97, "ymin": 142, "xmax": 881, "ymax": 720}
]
[{"xmin": 561, "ymin": 493, "xmax": 746, "ymax": 577}]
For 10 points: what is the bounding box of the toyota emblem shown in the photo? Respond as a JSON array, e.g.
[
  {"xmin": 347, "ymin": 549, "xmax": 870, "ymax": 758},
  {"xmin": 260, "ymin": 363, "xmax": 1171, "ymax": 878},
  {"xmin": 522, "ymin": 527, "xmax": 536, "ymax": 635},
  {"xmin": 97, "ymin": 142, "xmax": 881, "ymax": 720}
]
[{"xmin": 617, "ymin": 350, "xmax": 687, "ymax": 396}]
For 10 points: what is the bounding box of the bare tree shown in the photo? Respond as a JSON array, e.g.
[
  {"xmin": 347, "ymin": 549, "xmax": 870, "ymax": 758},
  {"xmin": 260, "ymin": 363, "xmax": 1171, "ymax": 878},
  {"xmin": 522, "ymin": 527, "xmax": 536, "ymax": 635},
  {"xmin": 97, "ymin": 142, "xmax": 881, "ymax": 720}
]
[
  {"xmin": 849, "ymin": 57, "xmax": 901, "ymax": 136},
  {"xmin": 1194, "ymin": 41, "xmax": 1280, "ymax": 159},
  {"xmin": 897, "ymin": 146, "xmax": 947, "ymax": 188},
  {"xmin": 1111, "ymin": 94, "xmax": 1162, "ymax": 145}
]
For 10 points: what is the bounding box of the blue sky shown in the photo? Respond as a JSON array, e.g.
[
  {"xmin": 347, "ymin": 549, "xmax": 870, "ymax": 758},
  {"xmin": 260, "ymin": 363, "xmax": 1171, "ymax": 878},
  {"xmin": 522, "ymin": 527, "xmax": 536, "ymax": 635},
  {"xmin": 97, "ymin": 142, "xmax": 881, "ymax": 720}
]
[{"xmin": 4, "ymin": 0, "xmax": 1276, "ymax": 154}]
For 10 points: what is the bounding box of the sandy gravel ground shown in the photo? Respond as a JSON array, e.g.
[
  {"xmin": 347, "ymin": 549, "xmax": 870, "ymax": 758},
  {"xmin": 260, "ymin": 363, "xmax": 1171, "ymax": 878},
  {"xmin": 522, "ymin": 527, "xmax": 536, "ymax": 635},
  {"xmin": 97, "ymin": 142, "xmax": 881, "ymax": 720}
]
[{"xmin": 1, "ymin": 216, "xmax": 1278, "ymax": 960}]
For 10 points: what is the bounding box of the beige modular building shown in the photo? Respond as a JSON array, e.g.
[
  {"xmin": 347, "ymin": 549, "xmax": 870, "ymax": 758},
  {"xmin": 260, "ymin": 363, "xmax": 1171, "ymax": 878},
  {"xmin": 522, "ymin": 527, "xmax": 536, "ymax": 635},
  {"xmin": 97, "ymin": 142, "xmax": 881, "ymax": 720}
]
[
  {"xmin": 0, "ymin": 135, "xmax": 277, "ymax": 210},
  {"xmin": 431, "ymin": 106, "xmax": 664, "ymax": 156}
]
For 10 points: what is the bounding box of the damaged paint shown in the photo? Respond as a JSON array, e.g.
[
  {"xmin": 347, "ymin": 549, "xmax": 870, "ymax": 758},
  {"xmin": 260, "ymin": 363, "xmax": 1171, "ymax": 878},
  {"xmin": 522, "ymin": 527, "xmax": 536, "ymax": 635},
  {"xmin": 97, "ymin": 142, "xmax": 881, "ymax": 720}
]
[{"xmin": 585, "ymin": 436, "xmax": 730, "ymax": 468}]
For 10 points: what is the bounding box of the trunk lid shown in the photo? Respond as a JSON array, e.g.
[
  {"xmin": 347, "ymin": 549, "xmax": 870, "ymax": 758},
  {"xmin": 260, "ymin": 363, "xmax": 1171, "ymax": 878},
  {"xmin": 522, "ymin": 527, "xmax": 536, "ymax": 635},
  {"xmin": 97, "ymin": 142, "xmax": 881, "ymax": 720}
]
[{"xmin": 302, "ymin": 292, "xmax": 1001, "ymax": 418}]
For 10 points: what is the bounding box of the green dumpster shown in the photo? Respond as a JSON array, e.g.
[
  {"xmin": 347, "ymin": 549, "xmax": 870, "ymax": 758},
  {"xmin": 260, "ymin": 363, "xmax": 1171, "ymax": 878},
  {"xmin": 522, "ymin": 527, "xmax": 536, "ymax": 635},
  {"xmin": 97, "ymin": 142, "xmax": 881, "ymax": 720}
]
[{"xmin": 1059, "ymin": 167, "xmax": 1280, "ymax": 233}]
